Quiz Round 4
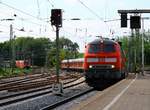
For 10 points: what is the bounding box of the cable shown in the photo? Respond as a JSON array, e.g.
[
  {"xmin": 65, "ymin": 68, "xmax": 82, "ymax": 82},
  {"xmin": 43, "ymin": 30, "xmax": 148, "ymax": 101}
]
[
  {"xmin": 36, "ymin": 0, "xmax": 41, "ymax": 18},
  {"xmin": 0, "ymin": 12, "xmax": 47, "ymax": 27},
  {"xmin": 0, "ymin": 23, "xmax": 49, "ymax": 37},
  {"xmin": 0, "ymin": 16, "xmax": 50, "ymax": 37},
  {"xmin": 16, "ymin": 14, "xmax": 45, "ymax": 26},
  {"xmin": 0, "ymin": 1, "xmax": 47, "ymax": 23},
  {"xmin": 47, "ymin": 0, "xmax": 54, "ymax": 8},
  {"xmin": 77, "ymin": 0, "xmax": 103, "ymax": 21},
  {"xmin": 76, "ymin": 0, "xmax": 112, "ymax": 32},
  {"xmin": 104, "ymin": 19, "xmax": 120, "ymax": 22}
]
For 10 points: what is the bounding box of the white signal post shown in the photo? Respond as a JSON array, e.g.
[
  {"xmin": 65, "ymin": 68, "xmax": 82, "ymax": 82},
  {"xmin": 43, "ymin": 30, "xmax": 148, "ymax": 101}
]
[
  {"xmin": 141, "ymin": 18, "xmax": 144, "ymax": 75},
  {"xmin": 141, "ymin": 17, "xmax": 150, "ymax": 75}
]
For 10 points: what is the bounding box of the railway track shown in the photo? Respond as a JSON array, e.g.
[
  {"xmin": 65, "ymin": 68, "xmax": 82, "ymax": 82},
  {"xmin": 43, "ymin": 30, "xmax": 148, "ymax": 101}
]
[
  {"xmin": 0, "ymin": 77, "xmax": 85, "ymax": 107},
  {"xmin": 40, "ymin": 77, "xmax": 126, "ymax": 110},
  {"xmin": 0, "ymin": 73, "xmax": 46, "ymax": 84},
  {"xmin": 3, "ymin": 79, "xmax": 54, "ymax": 91},
  {"xmin": 0, "ymin": 72, "xmax": 82, "ymax": 91},
  {"xmin": 40, "ymin": 87, "xmax": 94, "ymax": 110},
  {"xmin": 0, "ymin": 73, "xmax": 50, "ymax": 88},
  {"xmin": 0, "ymin": 73, "xmax": 128, "ymax": 110}
]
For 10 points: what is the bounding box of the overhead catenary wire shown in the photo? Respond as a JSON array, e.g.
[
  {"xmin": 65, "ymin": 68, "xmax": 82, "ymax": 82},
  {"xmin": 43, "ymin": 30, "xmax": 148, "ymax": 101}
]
[
  {"xmin": 0, "ymin": 0, "xmax": 54, "ymax": 33},
  {"xmin": 0, "ymin": 17, "xmax": 51, "ymax": 36},
  {"xmin": 36, "ymin": 0, "xmax": 41, "ymax": 18},
  {"xmin": 76, "ymin": 0, "xmax": 111, "ymax": 33},
  {"xmin": 47, "ymin": 0, "xmax": 55, "ymax": 8},
  {"xmin": 0, "ymin": 1, "xmax": 53, "ymax": 40},
  {"xmin": 0, "ymin": 8, "xmax": 51, "ymax": 37},
  {"xmin": 77, "ymin": 0, "xmax": 104, "ymax": 21},
  {"xmin": 0, "ymin": 13, "xmax": 48, "ymax": 33},
  {"xmin": 0, "ymin": 21, "xmax": 50, "ymax": 38},
  {"xmin": 0, "ymin": 1, "xmax": 47, "ymax": 23}
]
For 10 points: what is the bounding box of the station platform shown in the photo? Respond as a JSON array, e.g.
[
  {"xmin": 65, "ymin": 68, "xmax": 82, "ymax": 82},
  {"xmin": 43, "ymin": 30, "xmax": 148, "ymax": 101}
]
[{"xmin": 71, "ymin": 73, "xmax": 150, "ymax": 110}]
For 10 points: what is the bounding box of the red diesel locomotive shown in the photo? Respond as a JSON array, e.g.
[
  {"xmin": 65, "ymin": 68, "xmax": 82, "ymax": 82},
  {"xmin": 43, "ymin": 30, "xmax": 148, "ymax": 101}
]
[
  {"xmin": 84, "ymin": 38, "xmax": 127, "ymax": 84},
  {"xmin": 61, "ymin": 38, "xmax": 127, "ymax": 87}
]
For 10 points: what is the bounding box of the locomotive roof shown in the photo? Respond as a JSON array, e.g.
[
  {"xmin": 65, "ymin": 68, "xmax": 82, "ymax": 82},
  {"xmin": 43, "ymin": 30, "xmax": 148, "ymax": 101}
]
[{"xmin": 88, "ymin": 39, "xmax": 117, "ymax": 45}]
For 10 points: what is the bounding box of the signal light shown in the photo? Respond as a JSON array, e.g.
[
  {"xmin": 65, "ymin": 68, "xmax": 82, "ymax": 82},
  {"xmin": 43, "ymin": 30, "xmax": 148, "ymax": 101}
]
[
  {"xmin": 121, "ymin": 13, "xmax": 127, "ymax": 27},
  {"xmin": 130, "ymin": 16, "xmax": 141, "ymax": 29},
  {"xmin": 51, "ymin": 9, "xmax": 62, "ymax": 27}
]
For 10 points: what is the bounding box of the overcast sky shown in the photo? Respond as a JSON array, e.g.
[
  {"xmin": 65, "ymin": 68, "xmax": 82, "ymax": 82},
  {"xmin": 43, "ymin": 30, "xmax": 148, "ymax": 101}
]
[{"xmin": 0, "ymin": 0, "xmax": 150, "ymax": 52}]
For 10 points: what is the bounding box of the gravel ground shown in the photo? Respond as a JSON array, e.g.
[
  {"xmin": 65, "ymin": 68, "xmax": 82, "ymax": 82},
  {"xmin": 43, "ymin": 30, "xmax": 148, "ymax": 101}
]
[
  {"xmin": 0, "ymin": 83, "xmax": 92, "ymax": 110},
  {"xmin": 0, "ymin": 90, "xmax": 10, "ymax": 97},
  {"xmin": 53, "ymin": 90, "xmax": 98, "ymax": 110}
]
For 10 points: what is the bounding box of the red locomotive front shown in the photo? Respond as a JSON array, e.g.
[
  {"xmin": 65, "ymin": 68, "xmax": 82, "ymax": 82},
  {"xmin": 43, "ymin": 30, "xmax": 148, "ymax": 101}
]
[{"xmin": 84, "ymin": 38, "xmax": 126, "ymax": 84}]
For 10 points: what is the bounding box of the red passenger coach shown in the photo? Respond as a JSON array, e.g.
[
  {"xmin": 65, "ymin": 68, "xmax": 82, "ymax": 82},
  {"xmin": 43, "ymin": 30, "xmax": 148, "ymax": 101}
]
[
  {"xmin": 61, "ymin": 58, "xmax": 84, "ymax": 72},
  {"xmin": 84, "ymin": 38, "xmax": 127, "ymax": 86},
  {"xmin": 16, "ymin": 60, "xmax": 31, "ymax": 69}
]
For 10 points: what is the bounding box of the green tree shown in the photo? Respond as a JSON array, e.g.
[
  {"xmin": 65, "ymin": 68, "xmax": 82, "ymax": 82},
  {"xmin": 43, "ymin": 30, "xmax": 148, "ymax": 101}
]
[
  {"xmin": 47, "ymin": 37, "xmax": 80, "ymax": 67},
  {"xmin": 0, "ymin": 36, "xmax": 80, "ymax": 68}
]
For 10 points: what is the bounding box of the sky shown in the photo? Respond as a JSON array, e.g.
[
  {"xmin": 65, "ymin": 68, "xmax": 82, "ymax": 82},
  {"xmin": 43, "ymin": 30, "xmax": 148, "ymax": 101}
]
[{"xmin": 0, "ymin": 0, "xmax": 150, "ymax": 52}]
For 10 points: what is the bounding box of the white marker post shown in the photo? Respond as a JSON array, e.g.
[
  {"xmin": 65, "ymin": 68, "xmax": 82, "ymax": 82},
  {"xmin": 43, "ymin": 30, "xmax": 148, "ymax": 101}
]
[{"xmin": 52, "ymin": 82, "xmax": 63, "ymax": 95}]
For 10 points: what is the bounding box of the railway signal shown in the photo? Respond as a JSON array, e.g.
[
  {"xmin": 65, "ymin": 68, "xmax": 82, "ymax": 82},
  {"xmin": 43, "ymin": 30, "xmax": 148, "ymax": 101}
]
[
  {"xmin": 51, "ymin": 9, "xmax": 62, "ymax": 27},
  {"xmin": 121, "ymin": 13, "xmax": 127, "ymax": 27},
  {"xmin": 130, "ymin": 16, "xmax": 141, "ymax": 29},
  {"xmin": 50, "ymin": 9, "xmax": 63, "ymax": 95}
]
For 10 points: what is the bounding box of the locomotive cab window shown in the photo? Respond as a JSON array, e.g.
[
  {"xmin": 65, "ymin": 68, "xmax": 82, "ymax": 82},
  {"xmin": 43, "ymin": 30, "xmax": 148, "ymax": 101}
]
[
  {"xmin": 104, "ymin": 44, "xmax": 116, "ymax": 52},
  {"xmin": 88, "ymin": 44, "xmax": 116, "ymax": 53},
  {"xmin": 88, "ymin": 44, "xmax": 100, "ymax": 53}
]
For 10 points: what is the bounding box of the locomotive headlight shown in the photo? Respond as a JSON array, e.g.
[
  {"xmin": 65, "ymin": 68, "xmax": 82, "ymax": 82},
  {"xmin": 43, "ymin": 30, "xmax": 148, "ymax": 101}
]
[
  {"xmin": 111, "ymin": 65, "xmax": 115, "ymax": 68},
  {"xmin": 89, "ymin": 65, "xmax": 93, "ymax": 68}
]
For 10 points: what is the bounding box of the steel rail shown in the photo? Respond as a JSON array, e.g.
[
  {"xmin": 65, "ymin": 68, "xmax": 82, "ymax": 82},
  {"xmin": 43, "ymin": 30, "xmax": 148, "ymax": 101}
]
[
  {"xmin": 0, "ymin": 78, "xmax": 85, "ymax": 107},
  {"xmin": 40, "ymin": 87, "xmax": 94, "ymax": 110}
]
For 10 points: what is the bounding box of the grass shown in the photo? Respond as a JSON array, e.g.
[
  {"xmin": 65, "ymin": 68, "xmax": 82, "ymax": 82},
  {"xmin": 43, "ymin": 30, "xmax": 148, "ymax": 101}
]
[{"xmin": 0, "ymin": 67, "xmax": 32, "ymax": 78}]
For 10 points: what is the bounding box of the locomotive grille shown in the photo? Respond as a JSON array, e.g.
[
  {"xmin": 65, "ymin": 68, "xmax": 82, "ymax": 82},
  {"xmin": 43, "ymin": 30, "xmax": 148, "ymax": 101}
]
[{"xmin": 91, "ymin": 65, "xmax": 113, "ymax": 69}]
